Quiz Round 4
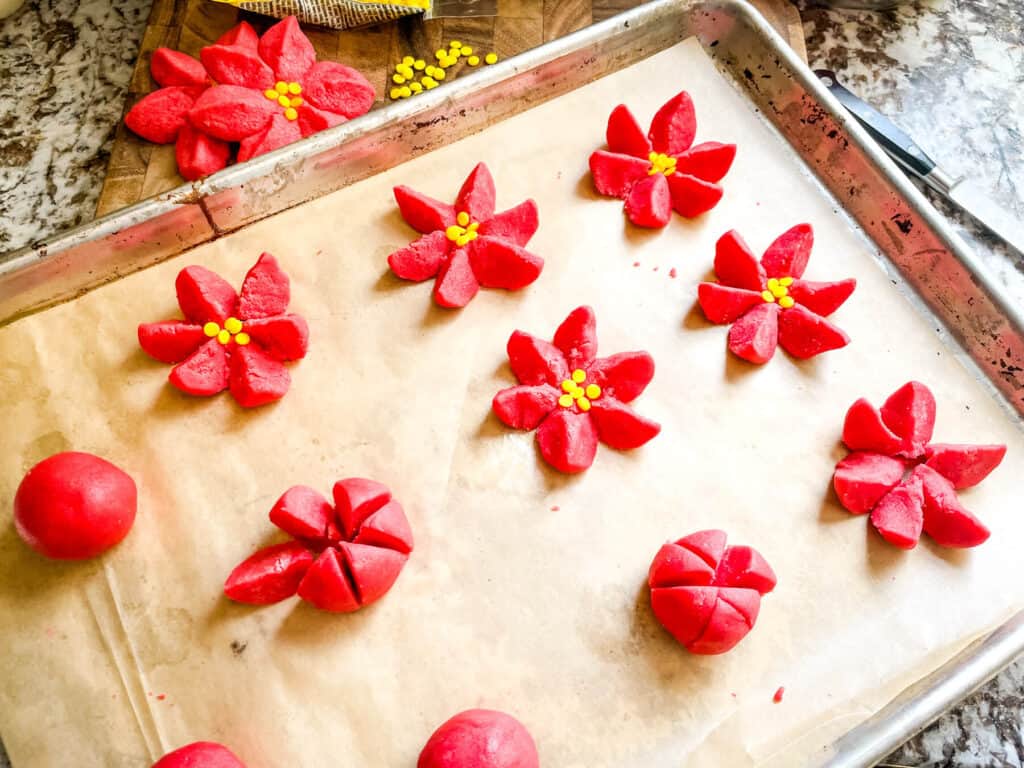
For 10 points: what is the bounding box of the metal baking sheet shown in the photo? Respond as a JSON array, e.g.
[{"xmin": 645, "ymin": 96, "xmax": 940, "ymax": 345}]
[{"xmin": 1, "ymin": 1, "xmax": 1023, "ymax": 765}]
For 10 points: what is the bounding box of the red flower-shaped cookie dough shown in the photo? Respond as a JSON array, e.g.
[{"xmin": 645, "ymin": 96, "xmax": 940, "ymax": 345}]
[
  {"xmin": 388, "ymin": 162, "xmax": 544, "ymax": 308},
  {"xmin": 589, "ymin": 91, "xmax": 736, "ymax": 228},
  {"xmin": 649, "ymin": 530, "xmax": 776, "ymax": 655},
  {"xmin": 492, "ymin": 306, "xmax": 661, "ymax": 473},
  {"xmin": 138, "ymin": 253, "xmax": 309, "ymax": 408},
  {"xmin": 224, "ymin": 478, "xmax": 413, "ymax": 612},
  {"xmin": 153, "ymin": 742, "xmax": 246, "ymax": 768},
  {"xmin": 833, "ymin": 381, "xmax": 1006, "ymax": 549},
  {"xmin": 698, "ymin": 224, "xmax": 856, "ymax": 363}
]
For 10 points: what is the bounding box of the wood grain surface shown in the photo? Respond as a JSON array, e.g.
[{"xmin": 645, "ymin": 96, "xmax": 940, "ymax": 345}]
[{"xmin": 95, "ymin": 0, "xmax": 806, "ymax": 217}]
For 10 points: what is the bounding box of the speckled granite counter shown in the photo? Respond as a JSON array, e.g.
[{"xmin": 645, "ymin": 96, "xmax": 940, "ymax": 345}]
[{"xmin": 0, "ymin": 0, "xmax": 1021, "ymax": 766}]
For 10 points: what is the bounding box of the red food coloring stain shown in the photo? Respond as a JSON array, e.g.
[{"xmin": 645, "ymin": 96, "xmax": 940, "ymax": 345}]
[
  {"xmin": 669, "ymin": 268, "xmax": 677, "ymax": 279},
  {"xmin": 773, "ymin": 686, "xmax": 785, "ymax": 703},
  {"xmin": 652, "ymin": 266, "xmax": 659, "ymax": 272},
  {"xmin": 632, "ymin": 261, "xmax": 640, "ymax": 267},
  {"xmin": 147, "ymin": 691, "xmax": 153, "ymax": 697},
  {"xmin": 156, "ymin": 694, "xmax": 167, "ymax": 701},
  {"xmin": 730, "ymin": 692, "xmax": 737, "ymax": 698},
  {"xmin": 550, "ymin": 505, "xmax": 560, "ymax": 511}
]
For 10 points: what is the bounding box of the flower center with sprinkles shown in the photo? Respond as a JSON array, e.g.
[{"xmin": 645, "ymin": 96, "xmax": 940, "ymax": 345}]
[
  {"xmin": 558, "ymin": 369, "xmax": 602, "ymax": 412},
  {"xmin": 203, "ymin": 316, "xmax": 251, "ymax": 346},
  {"xmin": 761, "ymin": 277, "xmax": 795, "ymax": 309},
  {"xmin": 445, "ymin": 211, "xmax": 481, "ymax": 247},
  {"xmin": 647, "ymin": 151, "xmax": 677, "ymax": 176},
  {"xmin": 263, "ymin": 81, "xmax": 303, "ymax": 121}
]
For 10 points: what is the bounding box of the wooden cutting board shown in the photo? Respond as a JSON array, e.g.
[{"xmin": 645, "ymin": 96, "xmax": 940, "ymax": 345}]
[{"xmin": 95, "ymin": 0, "xmax": 806, "ymax": 217}]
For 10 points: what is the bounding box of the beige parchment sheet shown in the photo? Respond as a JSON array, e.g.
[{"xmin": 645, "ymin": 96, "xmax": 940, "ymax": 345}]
[{"xmin": 1, "ymin": 38, "xmax": 1023, "ymax": 768}]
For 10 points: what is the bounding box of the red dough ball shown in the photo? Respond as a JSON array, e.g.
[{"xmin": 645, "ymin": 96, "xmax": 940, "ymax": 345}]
[
  {"xmin": 14, "ymin": 452, "xmax": 137, "ymax": 560},
  {"xmin": 648, "ymin": 530, "xmax": 776, "ymax": 655},
  {"xmin": 152, "ymin": 741, "xmax": 246, "ymax": 768},
  {"xmin": 418, "ymin": 709, "xmax": 539, "ymax": 768}
]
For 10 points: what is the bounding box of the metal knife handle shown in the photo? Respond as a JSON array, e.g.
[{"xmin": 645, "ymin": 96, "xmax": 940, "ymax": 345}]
[{"xmin": 814, "ymin": 69, "xmax": 938, "ymax": 179}]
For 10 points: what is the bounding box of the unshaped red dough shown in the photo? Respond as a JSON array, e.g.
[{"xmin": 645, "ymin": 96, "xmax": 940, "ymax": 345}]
[
  {"xmin": 151, "ymin": 741, "xmax": 246, "ymax": 768},
  {"xmin": 648, "ymin": 530, "xmax": 776, "ymax": 655},
  {"xmin": 418, "ymin": 709, "xmax": 539, "ymax": 768},
  {"xmin": 14, "ymin": 452, "xmax": 137, "ymax": 560}
]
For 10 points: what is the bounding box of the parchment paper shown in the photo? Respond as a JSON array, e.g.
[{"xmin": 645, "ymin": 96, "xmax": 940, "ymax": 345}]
[{"xmin": 1, "ymin": 38, "xmax": 1022, "ymax": 768}]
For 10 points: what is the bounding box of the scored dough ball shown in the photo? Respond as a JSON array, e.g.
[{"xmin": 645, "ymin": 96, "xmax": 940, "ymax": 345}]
[
  {"xmin": 151, "ymin": 741, "xmax": 246, "ymax": 767},
  {"xmin": 418, "ymin": 709, "xmax": 539, "ymax": 768},
  {"xmin": 14, "ymin": 451, "xmax": 137, "ymax": 560}
]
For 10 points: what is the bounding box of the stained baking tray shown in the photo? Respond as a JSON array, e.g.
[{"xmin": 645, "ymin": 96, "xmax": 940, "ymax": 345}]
[{"xmin": 2, "ymin": 1, "xmax": 1023, "ymax": 765}]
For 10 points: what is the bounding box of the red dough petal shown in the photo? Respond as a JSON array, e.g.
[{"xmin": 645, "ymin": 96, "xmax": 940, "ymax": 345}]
[
  {"xmin": 297, "ymin": 548, "xmax": 360, "ymax": 612},
  {"xmin": 245, "ymin": 315, "xmax": 309, "ymax": 361},
  {"xmin": 418, "ymin": 710, "xmax": 539, "ymax": 768},
  {"xmin": 297, "ymin": 103, "xmax": 346, "ymax": 138},
  {"xmin": 588, "ymin": 150, "xmax": 649, "ymax": 199},
  {"xmin": 223, "ymin": 541, "xmax": 313, "ymax": 604},
  {"xmin": 880, "ymin": 381, "xmax": 936, "ymax": 458},
  {"xmin": 389, "ymin": 231, "xmax": 449, "ymax": 281},
  {"xmin": 467, "ymin": 236, "xmax": 544, "ymax": 290},
  {"xmin": 916, "ymin": 465, "xmax": 991, "ymax": 548},
  {"xmin": 492, "ymin": 385, "xmax": 560, "ymax": 430},
  {"xmin": 728, "ymin": 302, "xmax": 779, "ymax": 364},
  {"xmin": 478, "ymin": 200, "xmax": 539, "ymax": 247},
  {"xmin": 761, "ymin": 223, "xmax": 814, "ymax": 279},
  {"xmin": 455, "ymin": 162, "xmax": 496, "ymax": 221},
  {"xmin": 355, "ymin": 500, "xmax": 414, "ymax": 555},
  {"xmin": 268, "ymin": 485, "xmax": 334, "ymax": 540},
  {"xmin": 151, "ymin": 48, "xmax": 208, "ymax": 88},
  {"xmin": 258, "ymin": 15, "xmax": 316, "ymax": 81},
  {"xmin": 169, "ymin": 339, "xmax": 230, "ymax": 396},
  {"xmin": 553, "ymin": 305, "xmax": 598, "ymax": 370},
  {"xmin": 842, "ymin": 398, "xmax": 903, "ymax": 454},
  {"xmin": 687, "ymin": 589, "xmax": 758, "ymax": 655},
  {"xmin": 176, "ymin": 264, "xmax": 238, "ymax": 323},
  {"xmin": 125, "ymin": 86, "xmax": 202, "ymax": 144},
  {"xmin": 333, "ymin": 478, "xmax": 392, "ymax": 539},
  {"xmin": 648, "ymin": 543, "xmax": 716, "ymax": 588},
  {"xmin": 228, "ymin": 344, "xmax": 291, "ymax": 408},
  {"xmin": 650, "ymin": 585, "xmax": 716, "ymax": 646},
  {"xmin": 714, "ymin": 546, "xmax": 777, "ymax": 593},
  {"xmin": 189, "ymin": 85, "xmax": 276, "ymax": 142},
  {"xmin": 587, "ymin": 351, "xmax": 654, "ymax": 403},
  {"xmin": 925, "ymin": 443, "xmax": 1007, "ymax": 490},
  {"xmin": 536, "ymin": 408, "xmax": 599, "ymax": 474},
  {"xmin": 606, "ymin": 104, "xmax": 652, "ymax": 158},
  {"xmin": 217, "ymin": 21, "xmax": 258, "ymax": 49},
  {"xmin": 238, "ymin": 252, "xmax": 290, "ymax": 319},
  {"xmin": 648, "ymin": 91, "xmax": 697, "ymax": 156},
  {"xmin": 833, "ymin": 451, "xmax": 906, "ymax": 514},
  {"xmin": 433, "ymin": 249, "xmax": 480, "ymax": 308},
  {"xmin": 777, "ymin": 304, "xmax": 850, "ymax": 359},
  {"xmin": 674, "ymin": 141, "xmax": 736, "ymax": 183},
  {"xmin": 236, "ymin": 113, "xmax": 302, "ymax": 162},
  {"xmin": 677, "ymin": 529, "xmax": 728, "ymax": 569},
  {"xmin": 200, "ymin": 44, "xmax": 275, "ymax": 89},
  {"xmin": 697, "ymin": 283, "xmax": 765, "ymax": 324},
  {"xmin": 507, "ymin": 330, "xmax": 569, "ymax": 386},
  {"xmin": 588, "ymin": 398, "xmax": 661, "ymax": 450},
  {"xmin": 667, "ymin": 173, "xmax": 724, "ymax": 218},
  {"xmin": 788, "ymin": 278, "xmax": 856, "ymax": 317},
  {"xmin": 624, "ymin": 172, "xmax": 672, "ymax": 228},
  {"xmin": 302, "ymin": 61, "xmax": 375, "ymax": 119},
  {"xmin": 175, "ymin": 123, "xmax": 230, "ymax": 181},
  {"xmin": 870, "ymin": 476, "xmax": 924, "ymax": 549},
  {"xmin": 152, "ymin": 742, "xmax": 247, "ymax": 768},
  {"xmin": 138, "ymin": 320, "xmax": 206, "ymax": 364},
  {"xmin": 714, "ymin": 230, "xmax": 766, "ymax": 291},
  {"xmin": 339, "ymin": 542, "xmax": 407, "ymax": 606},
  {"xmin": 394, "ymin": 186, "xmax": 456, "ymax": 234}
]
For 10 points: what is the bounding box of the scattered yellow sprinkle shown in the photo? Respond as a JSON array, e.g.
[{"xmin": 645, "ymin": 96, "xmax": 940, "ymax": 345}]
[
  {"xmin": 398, "ymin": 65, "xmax": 414, "ymax": 78},
  {"xmin": 402, "ymin": 55, "xmax": 414, "ymax": 66},
  {"xmin": 433, "ymin": 68, "xmax": 446, "ymax": 80},
  {"xmin": 456, "ymin": 235, "xmax": 471, "ymax": 247},
  {"xmin": 449, "ymin": 40, "xmax": 462, "ymax": 49},
  {"xmin": 423, "ymin": 78, "xmax": 438, "ymax": 89},
  {"xmin": 284, "ymin": 107, "xmax": 298, "ymax": 120},
  {"xmin": 288, "ymin": 82, "xmax": 302, "ymax": 95},
  {"xmin": 435, "ymin": 49, "xmax": 447, "ymax": 60},
  {"xmin": 467, "ymin": 221, "xmax": 480, "ymax": 232},
  {"xmin": 393, "ymin": 73, "xmax": 406, "ymax": 84},
  {"xmin": 558, "ymin": 393, "xmax": 574, "ymax": 408},
  {"xmin": 485, "ymin": 52, "xmax": 498, "ymax": 64},
  {"xmin": 224, "ymin": 317, "xmax": 242, "ymax": 334},
  {"xmin": 457, "ymin": 211, "xmax": 470, "ymax": 226},
  {"xmin": 446, "ymin": 225, "xmax": 464, "ymax": 240},
  {"xmin": 761, "ymin": 290, "xmax": 775, "ymax": 303},
  {"xmin": 780, "ymin": 276, "xmax": 794, "ymax": 287},
  {"xmin": 467, "ymin": 55, "xmax": 480, "ymax": 66},
  {"xmin": 779, "ymin": 296, "xmax": 795, "ymax": 309},
  {"xmin": 290, "ymin": 96, "xmax": 303, "ymax": 107},
  {"xmin": 264, "ymin": 88, "xmax": 278, "ymax": 100},
  {"xmin": 577, "ymin": 396, "xmax": 591, "ymax": 411},
  {"xmin": 399, "ymin": 86, "xmax": 412, "ymax": 98},
  {"xmin": 203, "ymin": 322, "xmax": 219, "ymax": 337},
  {"xmin": 424, "ymin": 65, "xmax": 437, "ymax": 77},
  {"xmin": 461, "ymin": 46, "xmax": 474, "ymax": 56},
  {"xmin": 585, "ymin": 384, "xmax": 601, "ymax": 399},
  {"xmin": 390, "ymin": 87, "xmax": 401, "ymax": 99},
  {"xmin": 414, "ymin": 59, "xmax": 426, "ymax": 70},
  {"xmin": 275, "ymin": 81, "xmax": 288, "ymax": 94},
  {"xmin": 217, "ymin": 329, "xmax": 231, "ymax": 345},
  {"xmin": 409, "ymin": 81, "xmax": 423, "ymax": 93},
  {"xmin": 278, "ymin": 94, "xmax": 291, "ymax": 108},
  {"xmin": 571, "ymin": 369, "xmax": 586, "ymax": 383},
  {"xmin": 767, "ymin": 278, "xmax": 779, "ymax": 290},
  {"xmin": 234, "ymin": 332, "xmax": 251, "ymax": 346},
  {"xmin": 561, "ymin": 379, "xmax": 575, "ymax": 393}
]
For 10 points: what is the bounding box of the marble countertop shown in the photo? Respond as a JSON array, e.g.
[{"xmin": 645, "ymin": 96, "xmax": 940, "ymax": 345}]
[{"xmin": 0, "ymin": 0, "xmax": 1022, "ymax": 765}]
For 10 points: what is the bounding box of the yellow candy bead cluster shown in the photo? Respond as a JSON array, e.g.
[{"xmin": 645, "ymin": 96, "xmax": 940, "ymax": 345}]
[
  {"xmin": 203, "ymin": 317, "xmax": 251, "ymax": 346},
  {"xmin": 263, "ymin": 81, "xmax": 303, "ymax": 121},
  {"xmin": 389, "ymin": 41, "xmax": 500, "ymax": 100},
  {"xmin": 558, "ymin": 369, "xmax": 602, "ymax": 412},
  {"xmin": 445, "ymin": 211, "xmax": 480, "ymax": 247},
  {"xmin": 762, "ymin": 276, "xmax": 796, "ymax": 309},
  {"xmin": 647, "ymin": 152, "xmax": 677, "ymax": 176}
]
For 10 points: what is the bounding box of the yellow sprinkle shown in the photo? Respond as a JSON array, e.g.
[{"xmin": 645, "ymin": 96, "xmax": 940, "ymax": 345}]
[
  {"xmin": 278, "ymin": 95, "xmax": 291, "ymax": 107},
  {"xmin": 399, "ymin": 86, "xmax": 412, "ymax": 98},
  {"xmin": 457, "ymin": 211, "xmax": 470, "ymax": 226},
  {"xmin": 779, "ymin": 296, "xmax": 795, "ymax": 309},
  {"xmin": 468, "ymin": 230, "xmax": 479, "ymax": 241},
  {"xmin": 284, "ymin": 107, "xmax": 298, "ymax": 120},
  {"xmin": 767, "ymin": 278, "xmax": 779, "ymax": 290},
  {"xmin": 467, "ymin": 55, "xmax": 480, "ymax": 66},
  {"xmin": 461, "ymin": 46, "xmax": 474, "ymax": 56},
  {"xmin": 224, "ymin": 317, "xmax": 242, "ymax": 334},
  {"xmin": 203, "ymin": 322, "xmax": 220, "ymax": 337},
  {"xmin": 456, "ymin": 235, "xmax": 471, "ymax": 247},
  {"xmin": 390, "ymin": 87, "xmax": 401, "ymax": 100},
  {"xmin": 467, "ymin": 221, "xmax": 480, "ymax": 232},
  {"xmin": 275, "ymin": 81, "xmax": 288, "ymax": 94},
  {"xmin": 585, "ymin": 384, "xmax": 601, "ymax": 399},
  {"xmin": 398, "ymin": 65, "xmax": 414, "ymax": 78},
  {"xmin": 762, "ymin": 290, "xmax": 775, "ymax": 303},
  {"xmin": 234, "ymin": 332, "xmax": 250, "ymax": 346},
  {"xmin": 572, "ymin": 369, "xmax": 586, "ymax": 383},
  {"xmin": 393, "ymin": 73, "xmax": 406, "ymax": 84},
  {"xmin": 435, "ymin": 49, "xmax": 447, "ymax": 60},
  {"xmin": 485, "ymin": 52, "xmax": 498, "ymax": 65},
  {"xmin": 649, "ymin": 151, "xmax": 658, "ymax": 161},
  {"xmin": 449, "ymin": 40, "xmax": 462, "ymax": 50},
  {"xmin": 423, "ymin": 79, "xmax": 438, "ymax": 89},
  {"xmin": 561, "ymin": 379, "xmax": 575, "ymax": 393},
  {"xmin": 571, "ymin": 386, "xmax": 585, "ymax": 400},
  {"xmin": 290, "ymin": 96, "xmax": 303, "ymax": 107},
  {"xmin": 446, "ymin": 225, "xmax": 464, "ymax": 240},
  {"xmin": 402, "ymin": 55, "xmax": 414, "ymax": 65},
  {"xmin": 414, "ymin": 59, "xmax": 426, "ymax": 70},
  {"xmin": 577, "ymin": 397, "xmax": 591, "ymax": 412},
  {"xmin": 217, "ymin": 329, "xmax": 231, "ymax": 345},
  {"xmin": 288, "ymin": 82, "xmax": 302, "ymax": 95},
  {"xmin": 409, "ymin": 81, "xmax": 423, "ymax": 93},
  {"xmin": 264, "ymin": 89, "xmax": 279, "ymax": 100},
  {"xmin": 558, "ymin": 394, "xmax": 574, "ymax": 408},
  {"xmin": 780, "ymin": 276, "xmax": 794, "ymax": 287},
  {"xmin": 424, "ymin": 65, "xmax": 436, "ymax": 77},
  {"xmin": 434, "ymin": 68, "xmax": 446, "ymax": 80}
]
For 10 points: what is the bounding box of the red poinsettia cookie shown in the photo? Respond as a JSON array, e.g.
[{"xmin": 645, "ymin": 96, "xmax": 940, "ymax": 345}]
[{"xmin": 589, "ymin": 91, "xmax": 735, "ymax": 227}]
